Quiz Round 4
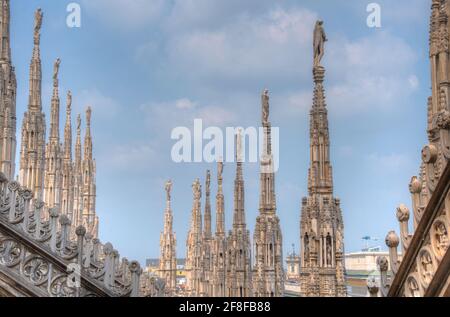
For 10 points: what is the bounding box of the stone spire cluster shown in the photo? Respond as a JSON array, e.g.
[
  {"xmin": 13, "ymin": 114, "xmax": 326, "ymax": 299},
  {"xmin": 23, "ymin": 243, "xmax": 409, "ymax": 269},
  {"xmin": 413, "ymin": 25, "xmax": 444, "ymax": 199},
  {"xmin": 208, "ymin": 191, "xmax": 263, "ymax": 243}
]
[
  {"xmin": 252, "ymin": 89, "xmax": 284, "ymax": 297},
  {"xmin": 159, "ymin": 180, "xmax": 177, "ymax": 295},
  {"xmin": 17, "ymin": 8, "xmax": 100, "ymax": 238},
  {"xmin": 0, "ymin": 0, "xmax": 17, "ymax": 180},
  {"xmin": 299, "ymin": 20, "xmax": 347, "ymax": 297}
]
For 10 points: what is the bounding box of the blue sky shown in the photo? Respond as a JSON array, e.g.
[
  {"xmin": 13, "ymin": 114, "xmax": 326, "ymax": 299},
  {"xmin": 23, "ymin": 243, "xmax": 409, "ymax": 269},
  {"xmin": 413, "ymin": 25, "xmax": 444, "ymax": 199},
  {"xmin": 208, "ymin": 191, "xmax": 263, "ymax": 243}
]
[{"xmin": 11, "ymin": 0, "xmax": 431, "ymax": 264}]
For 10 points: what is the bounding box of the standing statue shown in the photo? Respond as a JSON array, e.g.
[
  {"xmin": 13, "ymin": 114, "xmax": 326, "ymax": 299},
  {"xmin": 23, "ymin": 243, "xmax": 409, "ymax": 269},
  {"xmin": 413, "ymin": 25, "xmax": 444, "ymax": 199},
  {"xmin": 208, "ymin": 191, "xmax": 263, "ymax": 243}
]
[
  {"xmin": 67, "ymin": 91, "xmax": 72, "ymax": 110},
  {"xmin": 77, "ymin": 114, "xmax": 81, "ymax": 131},
  {"xmin": 34, "ymin": 9, "xmax": 43, "ymax": 44},
  {"xmin": 236, "ymin": 128, "xmax": 243, "ymax": 163},
  {"xmin": 262, "ymin": 89, "xmax": 270, "ymax": 125},
  {"xmin": 192, "ymin": 179, "xmax": 201, "ymax": 201},
  {"xmin": 53, "ymin": 58, "xmax": 61, "ymax": 85},
  {"xmin": 86, "ymin": 107, "xmax": 92, "ymax": 126},
  {"xmin": 165, "ymin": 180, "xmax": 173, "ymax": 202},
  {"xmin": 313, "ymin": 20, "xmax": 327, "ymax": 67},
  {"xmin": 217, "ymin": 161, "xmax": 223, "ymax": 180},
  {"xmin": 206, "ymin": 170, "xmax": 211, "ymax": 191}
]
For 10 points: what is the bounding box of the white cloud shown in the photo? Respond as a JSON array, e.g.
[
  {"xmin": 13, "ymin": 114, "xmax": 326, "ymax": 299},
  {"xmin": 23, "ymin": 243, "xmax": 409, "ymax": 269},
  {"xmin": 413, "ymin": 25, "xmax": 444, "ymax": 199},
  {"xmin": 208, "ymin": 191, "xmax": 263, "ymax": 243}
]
[
  {"xmin": 81, "ymin": 0, "xmax": 166, "ymax": 30},
  {"xmin": 140, "ymin": 98, "xmax": 237, "ymax": 132},
  {"xmin": 366, "ymin": 153, "xmax": 413, "ymax": 171},
  {"xmin": 164, "ymin": 7, "xmax": 318, "ymax": 83},
  {"xmin": 100, "ymin": 143, "xmax": 159, "ymax": 171},
  {"xmin": 76, "ymin": 89, "xmax": 121, "ymax": 119}
]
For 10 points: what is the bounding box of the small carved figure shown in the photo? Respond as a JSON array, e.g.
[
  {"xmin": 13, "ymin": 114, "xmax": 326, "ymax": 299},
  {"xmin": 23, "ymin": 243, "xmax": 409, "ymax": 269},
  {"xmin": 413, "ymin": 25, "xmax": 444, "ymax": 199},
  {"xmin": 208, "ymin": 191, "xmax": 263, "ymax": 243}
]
[
  {"xmin": 408, "ymin": 277, "xmax": 420, "ymax": 297},
  {"xmin": 435, "ymin": 222, "xmax": 449, "ymax": 254},
  {"xmin": 313, "ymin": 20, "xmax": 327, "ymax": 67},
  {"xmin": 34, "ymin": 9, "xmax": 43, "ymax": 43},
  {"xmin": 192, "ymin": 179, "xmax": 201, "ymax": 201},
  {"xmin": 165, "ymin": 180, "xmax": 172, "ymax": 202},
  {"xmin": 420, "ymin": 251, "xmax": 433, "ymax": 284},
  {"xmin": 67, "ymin": 91, "xmax": 72, "ymax": 110},
  {"xmin": 262, "ymin": 89, "xmax": 270, "ymax": 124},
  {"xmin": 53, "ymin": 58, "xmax": 61, "ymax": 83}
]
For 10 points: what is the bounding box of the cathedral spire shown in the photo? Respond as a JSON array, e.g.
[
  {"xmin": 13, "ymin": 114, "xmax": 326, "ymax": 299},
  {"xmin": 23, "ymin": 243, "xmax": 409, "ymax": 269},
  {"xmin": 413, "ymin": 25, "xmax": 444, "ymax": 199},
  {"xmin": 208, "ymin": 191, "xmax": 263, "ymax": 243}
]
[
  {"xmin": 28, "ymin": 8, "xmax": 43, "ymax": 112},
  {"xmin": 308, "ymin": 25, "xmax": 333, "ymax": 195},
  {"xmin": 0, "ymin": 0, "xmax": 17, "ymax": 180},
  {"xmin": 0, "ymin": 0, "xmax": 11, "ymax": 62},
  {"xmin": 84, "ymin": 107, "xmax": 93, "ymax": 161},
  {"xmin": 258, "ymin": 89, "xmax": 277, "ymax": 214},
  {"xmin": 159, "ymin": 180, "xmax": 177, "ymax": 294},
  {"xmin": 215, "ymin": 161, "xmax": 225, "ymax": 237},
  {"xmin": 233, "ymin": 130, "xmax": 245, "ymax": 229},
  {"xmin": 299, "ymin": 21, "xmax": 347, "ymax": 297},
  {"xmin": 49, "ymin": 58, "xmax": 60, "ymax": 142},
  {"xmin": 203, "ymin": 170, "xmax": 212, "ymax": 240},
  {"xmin": 75, "ymin": 114, "xmax": 82, "ymax": 172},
  {"xmin": 63, "ymin": 91, "xmax": 72, "ymax": 161}
]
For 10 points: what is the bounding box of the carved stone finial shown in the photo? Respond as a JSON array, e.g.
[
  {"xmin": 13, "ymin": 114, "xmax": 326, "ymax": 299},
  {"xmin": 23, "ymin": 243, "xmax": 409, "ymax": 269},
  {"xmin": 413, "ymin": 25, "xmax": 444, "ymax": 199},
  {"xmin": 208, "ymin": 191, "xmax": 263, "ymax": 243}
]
[
  {"xmin": 377, "ymin": 256, "xmax": 389, "ymax": 272},
  {"xmin": 409, "ymin": 176, "xmax": 422, "ymax": 194},
  {"xmin": 34, "ymin": 199, "xmax": 45, "ymax": 210},
  {"xmin": 76, "ymin": 225, "xmax": 86, "ymax": 237},
  {"xmin": 103, "ymin": 242, "xmax": 114, "ymax": 255},
  {"xmin": 367, "ymin": 276, "xmax": 379, "ymax": 296},
  {"xmin": 129, "ymin": 260, "xmax": 141, "ymax": 273},
  {"xmin": 8, "ymin": 181, "xmax": 20, "ymax": 192},
  {"xmin": 385, "ymin": 230, "xmax": 400, "ymax": 248},
  {"xmin": 59, "ymin": 214, "xmax": 71, "ymax": 226},
  {"xmin": 396, "ymin": 204, "xmax": 410, "ymax": 222},
  {"xmin": 21, "ymin": 188, "xmax": 33, "ymax": 201},
  {"xmin": 49, "ymin": 207, "xmax": 59, "ymax": 218}
]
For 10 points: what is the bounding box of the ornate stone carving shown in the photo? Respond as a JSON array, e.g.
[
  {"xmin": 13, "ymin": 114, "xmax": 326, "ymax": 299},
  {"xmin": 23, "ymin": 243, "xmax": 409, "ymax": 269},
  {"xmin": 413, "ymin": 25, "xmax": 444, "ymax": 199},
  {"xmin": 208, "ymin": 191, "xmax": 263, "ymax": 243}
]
[
  {"xmin": 430, "ymin": 217, "xmax": 449, "ymax": 259},
  {"xmin": 0, "ymin": 239, "xmax": 21, "ymax": 267},
  {"xmin": 417, "ymin": 247, "xmax": 437, "ymax": 287}
]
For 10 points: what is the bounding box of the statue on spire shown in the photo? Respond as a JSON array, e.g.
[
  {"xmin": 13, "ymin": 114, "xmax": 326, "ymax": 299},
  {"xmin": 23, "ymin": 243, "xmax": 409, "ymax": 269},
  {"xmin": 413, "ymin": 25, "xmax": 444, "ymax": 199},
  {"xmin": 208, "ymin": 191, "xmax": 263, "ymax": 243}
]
[
  {"xmin": 262, "ymin": 89, "xmax": 270, "ymax": 125},
  {"xmin": 236, "ymin": 128, "xmax": 243, "ymax": 163},
  {"xmin": 193, "ymin": 179, "xmax": 201, "ymax": 201},
  {"xmin": 34, "ymin": 9, "xmax": 43, "ymax": 45},
  {"xmin": 53, "ymin": 58, "xmax": 61, "ymax": 86},
  {"xmin": 86, "ymin": 107, "xmax": 92, "ymax": 126},
  {"xmin": 313, "ymin": 20, "xmax": 327, "ymax": 67},
  {"xmin": 67, "ymin": 91, "xmax": 72, "ymax": 111},
  {"xmin": 77, "ymin": 114, "xmax": 81, "ymax": 131},
  {"xmin": 165, "ymin": 180, "xmax": 173, "ymax": 202},
  {"xmin": 206, "ymin": 170, "xmax": 211, "ymax": 192}
]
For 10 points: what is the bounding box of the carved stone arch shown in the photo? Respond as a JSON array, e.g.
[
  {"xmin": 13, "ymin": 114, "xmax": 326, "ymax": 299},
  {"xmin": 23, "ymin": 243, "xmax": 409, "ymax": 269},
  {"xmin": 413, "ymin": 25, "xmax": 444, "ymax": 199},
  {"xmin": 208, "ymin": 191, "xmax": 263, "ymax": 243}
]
[
  {"xmin": 416, "ymin": 246, "xmax": 438, "ymax": 289},
  {"xmin": 430, "ymin": 216, "xmax": 449, "ymax": 261},
  {"xmin": 404, "ymin": 273, "xmax": 423, "ymax": 297}
]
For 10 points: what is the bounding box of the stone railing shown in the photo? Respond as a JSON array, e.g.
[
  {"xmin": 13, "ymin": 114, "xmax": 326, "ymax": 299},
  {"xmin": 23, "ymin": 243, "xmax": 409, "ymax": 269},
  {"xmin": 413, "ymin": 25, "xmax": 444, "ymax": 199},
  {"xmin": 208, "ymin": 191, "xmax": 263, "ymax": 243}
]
[
  {"xmin": 0, "ymin": 173, "xmax": 142, "ymax": 297},
  {"xmin": 368, "ymin": 162, "xmax": 450, "ymax": 297}
]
